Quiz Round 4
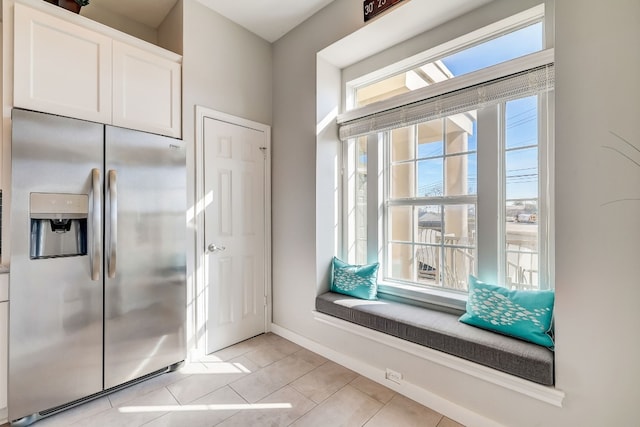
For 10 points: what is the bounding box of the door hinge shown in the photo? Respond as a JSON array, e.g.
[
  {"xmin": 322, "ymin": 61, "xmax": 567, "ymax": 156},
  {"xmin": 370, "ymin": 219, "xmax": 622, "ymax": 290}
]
[
  {"xmin": 259, "ymin": 146, "xmax": 267, "ymax": 159},
  {"xmin": 263, "ymin": 295, "xmax": 268, "ymax": 306}
]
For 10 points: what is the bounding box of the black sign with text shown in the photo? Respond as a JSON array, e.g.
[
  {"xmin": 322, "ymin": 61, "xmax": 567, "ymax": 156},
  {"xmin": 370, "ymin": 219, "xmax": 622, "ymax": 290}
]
[{"xmin": 363, "ymin": 0, "xmax": 406, "ymax": 22}]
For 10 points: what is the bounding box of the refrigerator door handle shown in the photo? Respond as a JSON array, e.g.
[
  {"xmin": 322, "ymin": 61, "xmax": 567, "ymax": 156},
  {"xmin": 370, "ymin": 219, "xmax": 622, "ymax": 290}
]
[
  {"xmin": 108, "ymin": 169, "xmax": 118, "ymax": 279},
  {"xmin": 91, "ymin": 168, "xmax": 101, "ymax": 281}
]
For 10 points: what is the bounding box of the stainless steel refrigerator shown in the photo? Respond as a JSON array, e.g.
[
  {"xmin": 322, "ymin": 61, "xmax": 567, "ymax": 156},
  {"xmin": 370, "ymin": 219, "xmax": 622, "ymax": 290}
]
[{"xmin": 8, "ymin": 109, "xmax": 187, "ymax": 424}]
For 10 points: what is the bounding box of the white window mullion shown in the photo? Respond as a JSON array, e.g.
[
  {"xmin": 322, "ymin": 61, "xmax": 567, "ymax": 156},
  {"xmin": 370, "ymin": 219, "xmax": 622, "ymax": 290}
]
[
  {"xmin": 381, "ymin": 131, "xmax": 391, "ymax": 279},
  {"xmin": 367, "ymin": 133, "xmax": 381, "ymax": 266},
  {"xmin": 538, "ymin": 91, "xmax": 554, "ymax": 290},
  {"xmin": 476, "ymin": 105, "xmax": 501, "ymax": 285},
  {"xmin": 497, "ymin": 103, "xmax": 508, "ymax": 287},
  {"xmin": 343, "ymin": 138, "xmax": 356, "ymax": 262}
]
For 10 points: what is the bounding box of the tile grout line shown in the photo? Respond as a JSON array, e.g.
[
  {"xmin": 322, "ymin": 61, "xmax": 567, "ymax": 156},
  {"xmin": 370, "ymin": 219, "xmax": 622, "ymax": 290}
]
[
  {"xmin": 360, "ymin": 401, "xmax": 385, "ymax": 427},
  {"xmin": 348, "ymin": 374, "xmax": 398, "ymax": 405},
  {"xmin": 165, "ymin": 385, "xmax": 181, "ymax": 406},
  {"xmin": 212, "ymin": 386, "xmax": 250, "ymax": 427},
  {"xmin": 127, "ymin": 386, "xmax": 179, "ymax": 427}
]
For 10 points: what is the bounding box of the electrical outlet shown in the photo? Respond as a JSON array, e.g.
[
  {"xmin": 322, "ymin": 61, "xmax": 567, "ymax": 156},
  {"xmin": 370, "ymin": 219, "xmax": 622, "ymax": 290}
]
[{"xmin": 385, "ymin": 368, "xmax": 403, "ymax": 384}]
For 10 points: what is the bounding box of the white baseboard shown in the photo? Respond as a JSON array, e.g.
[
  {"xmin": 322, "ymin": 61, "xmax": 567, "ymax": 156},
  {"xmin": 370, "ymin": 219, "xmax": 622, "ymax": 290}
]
[{"xmin": 271, "ymin": 322, "xmax": 505, "ymax": 427}]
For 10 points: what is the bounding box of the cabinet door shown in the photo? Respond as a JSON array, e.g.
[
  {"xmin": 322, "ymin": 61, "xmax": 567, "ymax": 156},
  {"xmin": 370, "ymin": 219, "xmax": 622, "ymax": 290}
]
[
  {"xmin": 13, "ymin": 3, "xmax": 112, "ymax": 123},
  {"xmin": 112, "ymin": 41, "xmax": 181, "ymax": 138}
]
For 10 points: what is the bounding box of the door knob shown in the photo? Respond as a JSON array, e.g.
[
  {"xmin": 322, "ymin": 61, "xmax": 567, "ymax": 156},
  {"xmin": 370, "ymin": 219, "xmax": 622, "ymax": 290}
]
[{"xmin": 208, "ymin": 243, "xmax": 226, "ymax": 253}]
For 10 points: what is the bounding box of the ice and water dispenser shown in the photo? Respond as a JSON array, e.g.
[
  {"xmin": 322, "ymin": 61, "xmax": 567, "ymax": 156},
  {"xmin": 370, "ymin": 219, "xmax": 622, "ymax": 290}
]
[{"xmin": 30, "ymin": 193, "xmax": 88, "ymax": 259}]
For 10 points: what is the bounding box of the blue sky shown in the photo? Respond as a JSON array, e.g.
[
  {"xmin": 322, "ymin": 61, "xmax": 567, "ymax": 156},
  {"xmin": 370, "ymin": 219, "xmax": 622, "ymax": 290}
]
[{"xmin": 441, "ymin": 23, "xmax": 543, "ymax": 77}]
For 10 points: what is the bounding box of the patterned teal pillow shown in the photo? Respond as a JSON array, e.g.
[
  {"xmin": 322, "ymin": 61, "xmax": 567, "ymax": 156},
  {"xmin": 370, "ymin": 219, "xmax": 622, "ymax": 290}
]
[
  {"xmin": 331, "ymin": 257, "xmax": 379, "ymax": 300},
  {"xmin": 459, "ymin": 276, "xmax": 555, "ymax": 348}
]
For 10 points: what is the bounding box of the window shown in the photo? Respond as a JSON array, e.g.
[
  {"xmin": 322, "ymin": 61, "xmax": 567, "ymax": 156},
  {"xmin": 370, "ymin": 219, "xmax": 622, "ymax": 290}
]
[
  {"xmin": 353, "ymin": 22, "xmax": 544, "ymax": 109},
  {"xmin": 504, "ymin": 96, "xmax": 542, "ymax": 289},
  {"xmin": 386, "ymin": 117, "xmax": 477, "ymax": 292},
  {"xmin": 340, "ymin": 11, "xmax": 553, "ymax": 308}
]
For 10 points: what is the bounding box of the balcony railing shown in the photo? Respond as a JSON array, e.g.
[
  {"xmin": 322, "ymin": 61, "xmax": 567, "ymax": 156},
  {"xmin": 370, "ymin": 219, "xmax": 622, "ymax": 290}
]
[{"xmin": 416, "ymin": 226, "xmax": 538, "ymax": 291}]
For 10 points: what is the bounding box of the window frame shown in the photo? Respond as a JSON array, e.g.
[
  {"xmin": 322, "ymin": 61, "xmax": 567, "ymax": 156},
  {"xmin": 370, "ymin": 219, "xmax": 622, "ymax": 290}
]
[
  {"xmin": 340, "ymin": 11, "xmax": 554, "ymax": 311},
  {"xmin": 383, "ymin": 121, "xmax": 478, "ymax": 290},
  {"xmin": 343, "ymin": 93, "xmax": 553, "ymax": 310}
]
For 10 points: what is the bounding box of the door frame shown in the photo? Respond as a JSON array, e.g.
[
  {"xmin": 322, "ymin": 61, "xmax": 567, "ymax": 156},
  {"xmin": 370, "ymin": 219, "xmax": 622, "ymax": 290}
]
[{"xmin": 194, "ymin": 105, "xmax": 272, "ymax": 357}]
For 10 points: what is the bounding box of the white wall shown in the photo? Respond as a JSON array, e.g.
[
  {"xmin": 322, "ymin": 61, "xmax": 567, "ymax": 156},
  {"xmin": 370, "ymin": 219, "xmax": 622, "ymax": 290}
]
[
  {"xmin": 272, "ymin": 0, "xmax": 360, "ymax": 332},
  {"xmin": 157, "ymin": 0, "xmax": 183, "ymax": 55},
  {"xmin": 80, "ymin": 3, "xmax": 158, "ymax": 45},
  {"xmin": 181, "ymin": 0, "xmax": 272, "ymax": 353},
  {"xmin": 183, "ymin": 0, "xmax": 272, "ymax": 127},
  {"xmin": 272, "ymin": 0, "xmax": 640, "ymax": 425},
  {"xmin": 554, "ymin": 0, "xmax": 640, "ymax": 424}
]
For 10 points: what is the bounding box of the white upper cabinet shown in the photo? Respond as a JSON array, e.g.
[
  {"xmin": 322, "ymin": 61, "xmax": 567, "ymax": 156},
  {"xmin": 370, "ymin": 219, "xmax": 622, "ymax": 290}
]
[
  {"xmin": 112, "ymin": 41, "xmax": 181, "ymax": 138},
  {"xmin": 13, "ymin": 3, "xmax": 112, "ymax": 124},
  {"xmin": 12, "ymin": 1, "xmax": 182, "ymax": 137}
]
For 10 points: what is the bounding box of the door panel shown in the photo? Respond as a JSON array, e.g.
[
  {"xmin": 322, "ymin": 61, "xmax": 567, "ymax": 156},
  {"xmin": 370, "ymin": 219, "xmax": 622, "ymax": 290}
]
[
  {"xmin": 9, "ymin": 109, "xmax": 104, "ymax": 420},
  {"xmin": 103, "ymin": 126, "xmax": 186, "ymax": 389},
  {"xmin": 205, "ymin": 118, "xmax": 267, "ymax": 353},
  {"xmin": 112, "ymin": 40, "xmax": 181, "ymax": 138}
]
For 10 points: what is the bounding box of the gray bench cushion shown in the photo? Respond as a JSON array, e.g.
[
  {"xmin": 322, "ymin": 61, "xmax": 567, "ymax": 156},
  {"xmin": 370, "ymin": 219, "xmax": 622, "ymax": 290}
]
[{"xmin": 316, "ymin": 292, "xmax": 554, "ymax": 386}]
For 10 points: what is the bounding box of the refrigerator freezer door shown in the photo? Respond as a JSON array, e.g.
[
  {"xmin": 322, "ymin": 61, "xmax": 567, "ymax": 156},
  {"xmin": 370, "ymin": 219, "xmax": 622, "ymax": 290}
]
[
  {"xmin": 9, "ymin": 109, "xmax": 104, "ymax": 420},
  {"xmin": 104, "ymin": 126, "xmax": 186, "ymax": 388}
]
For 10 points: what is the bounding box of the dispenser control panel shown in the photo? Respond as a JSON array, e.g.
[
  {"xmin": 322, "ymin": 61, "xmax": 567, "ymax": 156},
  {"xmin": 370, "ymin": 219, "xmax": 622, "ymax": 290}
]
[{"xmin": 30, "ymin": 193, "xmax": 88, "ymax": 219}]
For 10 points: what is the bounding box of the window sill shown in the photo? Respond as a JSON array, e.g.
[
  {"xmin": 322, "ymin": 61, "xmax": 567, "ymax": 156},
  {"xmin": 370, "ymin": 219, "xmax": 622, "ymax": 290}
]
[{"xmin": 377, "ymin": 281, "xmax": 468, "ymax": 313}]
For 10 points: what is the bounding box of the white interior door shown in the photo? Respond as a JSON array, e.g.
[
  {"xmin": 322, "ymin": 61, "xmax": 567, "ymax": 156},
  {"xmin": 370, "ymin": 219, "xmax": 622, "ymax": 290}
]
[{"xmin": 204, "ymin": 117, "xmax": 268, "ymax": 353}]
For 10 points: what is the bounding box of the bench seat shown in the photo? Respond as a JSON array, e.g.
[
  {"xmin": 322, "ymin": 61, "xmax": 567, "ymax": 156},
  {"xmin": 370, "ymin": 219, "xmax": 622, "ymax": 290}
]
[{"xmin": 315, "ymin": 291, "xmax": 554, "ymax": 386}]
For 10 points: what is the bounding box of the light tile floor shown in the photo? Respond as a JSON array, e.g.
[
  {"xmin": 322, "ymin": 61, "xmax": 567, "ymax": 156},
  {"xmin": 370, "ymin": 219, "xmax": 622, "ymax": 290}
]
[{"xmin": 8, "ymin": 334, "xmax": 465, "ymax": 427}]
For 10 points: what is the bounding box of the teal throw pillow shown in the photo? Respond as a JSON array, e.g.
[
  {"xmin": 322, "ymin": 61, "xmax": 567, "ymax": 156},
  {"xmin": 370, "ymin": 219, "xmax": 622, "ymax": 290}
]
[
  {"xmin": 459, "ymin": 276, "xmax": 555, "ymax": 348},
  {"xmin": 331, "ymin": 257, "xmax": 379, "ymax": 300}
]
